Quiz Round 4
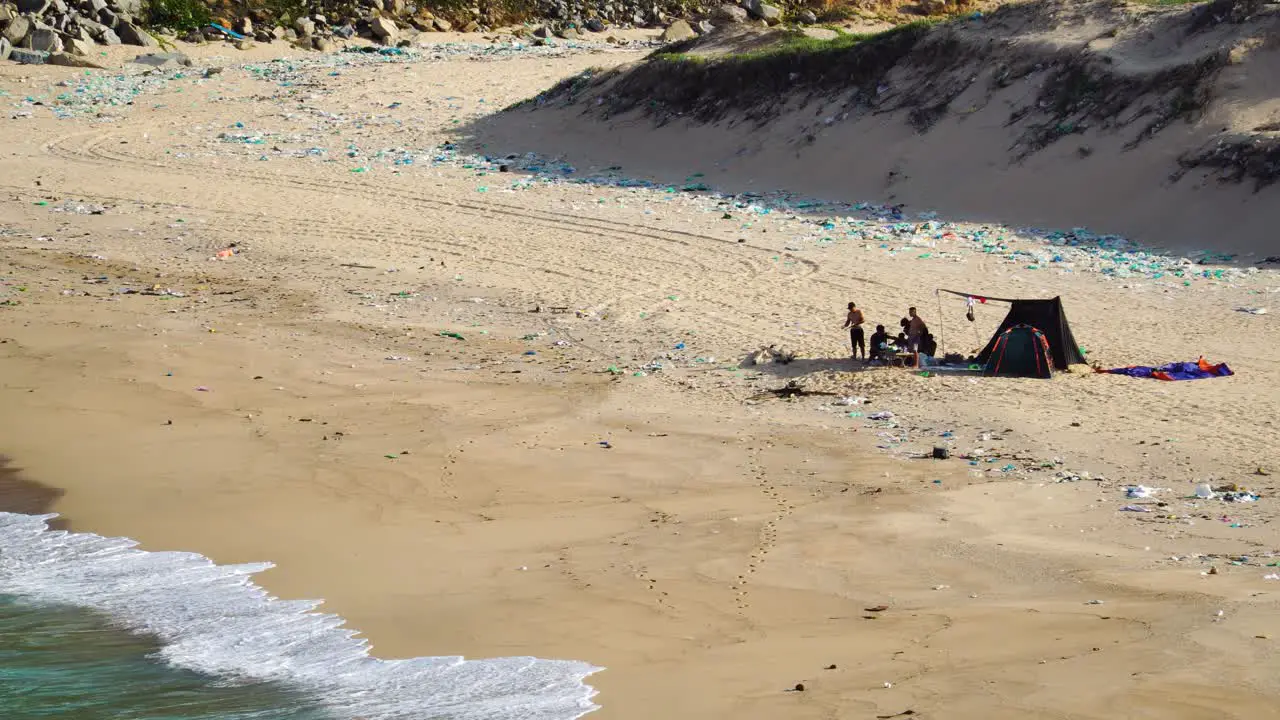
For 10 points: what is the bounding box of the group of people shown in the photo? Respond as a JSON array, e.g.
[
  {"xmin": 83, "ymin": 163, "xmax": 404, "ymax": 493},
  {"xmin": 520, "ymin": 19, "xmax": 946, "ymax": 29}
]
[{"xmin": 842, "ymin": 302, "xmax": 937, "ymax": 363}]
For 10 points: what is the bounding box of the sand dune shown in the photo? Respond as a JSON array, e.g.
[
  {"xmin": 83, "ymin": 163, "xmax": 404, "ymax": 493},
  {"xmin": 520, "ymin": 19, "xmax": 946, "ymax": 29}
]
[{"xmin": 473, "ymin": 0, "xmax": 1280, "ymax": 256}]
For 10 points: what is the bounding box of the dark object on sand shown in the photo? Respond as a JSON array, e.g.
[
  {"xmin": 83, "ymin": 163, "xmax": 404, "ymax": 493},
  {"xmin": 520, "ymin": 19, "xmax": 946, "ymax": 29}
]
[
  {"xmin": 940, "ymin": 291, "xmax": 1085, "ymax": 370},
  {"xmin": 932, "ymin": 446, "xmax": 949, "ymax": 459},
  {"xmin": 984, "ymin": 324, "xmax": 1054, "ymax": 379},
  {"xmin": 752, "ymin": 380, "xmax": 838, "ymax": 401}
]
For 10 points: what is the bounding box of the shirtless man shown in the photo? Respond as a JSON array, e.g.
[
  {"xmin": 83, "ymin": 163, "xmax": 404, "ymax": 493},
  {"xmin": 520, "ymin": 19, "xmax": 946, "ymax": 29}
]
[
  {"xmin": 907, "ymin": 307, "xmax": 927, "ymax": 353},
  {"xmin": 843, "ymin": 302, "xmax": 866, "ymax": 361}
]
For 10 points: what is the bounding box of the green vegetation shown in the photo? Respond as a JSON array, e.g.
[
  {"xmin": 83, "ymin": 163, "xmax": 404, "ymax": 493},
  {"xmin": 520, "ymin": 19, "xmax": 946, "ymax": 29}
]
[
  {"xmin": 143, "ymin": 0, "xmax": 211, "ymax": 31},
  {"xmin": 653, "ymin": 19, "xmax": 941, "ymax": 67}
]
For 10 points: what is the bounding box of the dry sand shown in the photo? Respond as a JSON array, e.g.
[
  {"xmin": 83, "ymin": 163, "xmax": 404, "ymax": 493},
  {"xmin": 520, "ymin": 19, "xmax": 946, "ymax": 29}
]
[{"xmin": 2, "ymin": 20, "xmax": 1280, "ymax": 720}]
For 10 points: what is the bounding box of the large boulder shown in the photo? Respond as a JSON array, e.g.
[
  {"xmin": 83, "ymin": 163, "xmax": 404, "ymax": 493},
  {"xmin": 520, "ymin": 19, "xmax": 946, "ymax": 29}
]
[
  {"xmin": 25, "ymin": 24, "xmax": 64, "ymax": 53},
  {"xmin": 3, "ymin": 15, "xmax": 31, "ymax": 45},
  {"xmin": 97, "ymin": 26, "xmax": 120, "ymax": 44},
  {"xmin": 49, "ymin": 50, "xmax": 104, "ymax": 67},
  {"xmin": 294, "ymin": 16, "xmax": 314, "ymax": 36},
  {"xmin": 65, "ymin": 36, "xmax": 94, "ymax": 55},
  {"xmin": 756, "ymin": 3, "xmax": 782, "ymax": 24},
  {"xmin": 9, "ymin": 46, "xmax": 48, "ymax": 63},
  {"xmin": 432, "ymin": 17, "xmax": 451, "ymax": 31},
  {"xmin": 660, "ymin": 18, "xmax": 695, "ymax": 42},
  {"xmin": 16, "ymin": 0, "xmax": 51, "ymax": 13},
  {"xmin": 370, "ymin": 14, "xmax": 397, "ymax": 42},
  {"xmin": 711, "ymin": 4, "xmax": 748, "ymax": 23},
  {"xmin": 77, "ymin": 17, "xmax": 108, "ymax": 37},
  {"xmin": 797, "ymin": 9, "xmax": 818, "ymax": 23},
  {"xmin": 116, "ymin": 21, "xmax": 156, "ymax": 46},
  {"xmin": 0, "ymin": 36, "xmax": 10, "ymax": 62}
]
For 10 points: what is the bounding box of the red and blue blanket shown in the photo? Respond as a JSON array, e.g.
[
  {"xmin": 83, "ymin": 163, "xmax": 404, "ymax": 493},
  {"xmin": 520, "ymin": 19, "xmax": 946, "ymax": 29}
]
[{"xmin": 1101, "ymin": 357, "xmax": 1233, "ymax": 381}]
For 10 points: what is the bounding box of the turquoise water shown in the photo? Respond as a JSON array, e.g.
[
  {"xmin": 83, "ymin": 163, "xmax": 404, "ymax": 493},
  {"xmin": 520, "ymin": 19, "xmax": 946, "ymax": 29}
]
[
  {"xmin": 0, "ymin": 511, "xmax": 601, "ymax": 720},
  {"xmin": 0, "ymin": 595, "xmax": 333, "ymax": 720}
]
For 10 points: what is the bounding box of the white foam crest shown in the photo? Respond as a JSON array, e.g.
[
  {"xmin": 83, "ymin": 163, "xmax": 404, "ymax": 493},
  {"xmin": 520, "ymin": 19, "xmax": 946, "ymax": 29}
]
[{"xmin": 0, "ymin": 512, "xmax": 601, "ymax": 719}]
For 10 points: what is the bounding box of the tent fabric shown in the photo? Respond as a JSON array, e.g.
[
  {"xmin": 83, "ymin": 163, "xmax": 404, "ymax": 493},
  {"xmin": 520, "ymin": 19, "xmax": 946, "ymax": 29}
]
[
  {"xmin": 975, "ymin": 297, "xmax": 1085, "ymax": 371},
  {"xmin": 1102, "ymin": 357, "xmax": 1233, "ymax": 381},
  {"xmin": 984, "ymin": 325, "xmax": 1053, "ymax": 379}
]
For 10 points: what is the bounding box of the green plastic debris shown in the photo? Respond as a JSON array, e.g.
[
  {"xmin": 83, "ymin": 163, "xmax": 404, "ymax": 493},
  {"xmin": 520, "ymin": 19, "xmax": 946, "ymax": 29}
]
[{"xmin": 440, "ymin": 331, "xmax": 465, "ymax": 340}]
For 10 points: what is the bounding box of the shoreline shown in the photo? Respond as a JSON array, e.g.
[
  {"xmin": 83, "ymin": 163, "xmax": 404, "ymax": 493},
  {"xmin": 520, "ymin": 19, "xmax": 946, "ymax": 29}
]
[{"xmin": 3, "ymin": 28, "xmax": 1280, "ymax": 719}]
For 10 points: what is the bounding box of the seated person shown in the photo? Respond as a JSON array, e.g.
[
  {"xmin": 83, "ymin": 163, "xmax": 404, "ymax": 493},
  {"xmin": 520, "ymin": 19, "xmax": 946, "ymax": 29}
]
[
  {"xmin": 920, "ymin": 332, "xmax": 938, "ymax": 358},
  {"xmin": 868, "ymin": 325, "xmax": 890, "ymax": 361},
  {"xmin": 893, "ymin": 332, "xmax": 909, "ymax": 351}
]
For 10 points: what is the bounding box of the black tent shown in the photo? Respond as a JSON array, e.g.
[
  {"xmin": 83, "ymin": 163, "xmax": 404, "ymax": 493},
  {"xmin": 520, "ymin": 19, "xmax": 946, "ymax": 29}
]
[
  {"xmin": 940, "ymin": 292, "xmax": 1086, "ymax": 371},
  {"xmin": 984, "ymin": 325, "xmax": 1053, "ymax": 379}
]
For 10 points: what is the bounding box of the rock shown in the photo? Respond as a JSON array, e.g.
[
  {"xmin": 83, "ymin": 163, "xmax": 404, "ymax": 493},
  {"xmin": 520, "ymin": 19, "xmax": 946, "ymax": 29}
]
[
  {"xmin": 48, "ymin": 49, "xmax": 102, "ymax": 66},
  {"xmin": 97, "ymin": 26, "xmax": 119, "ymax": 44},
  {"xmin": 332, "ymin": 24, "xmax": 354, "ymax": 38},
  {"xmin": 312, "ymin": 14, "xmax": 326, "ymax": 25},
  {"xmin": 660, "ymin": 18, "xmax": 695, "ymax": 42},
  {"xmin": 0, "ymin": 36, "xmax": 10, "ymax": 62},
  {"xmin": 253, "ymin": 29, "xmax": 271, "ymax": 42},
  {"xmin": 97, "ymin": 9, "xmax": 116, "ymax": 28},
  {"xmin": 87, "ymin": 0, "xmax": 107, "ymax": 13},
  {"xmin": 312, "ymin": 35, "xmax": 334, "ymax": 51},
  {"xmin": 462, "ymin": 19, "xmax": 479, "ymax": 32},
  {"xmin": 271, "ymin": 25, "xmax": 285, "ymax": 39},
  {"xmin": 9, "ymin": 46, "xmax": 48, "ymax": 63},
  {"xmin": 3, "ymin": 15, "xmax": 31, "ymax": 45},
  {"xmin": 132, "ymin": 50, "xmax": 190, "ymax": 68},
  {"xmin": 696, "ymin": 19, "xmax": 714, "ymax": 33},
  {"xmin": 26, "ymin": 25, "xmax": 63, "ymax": 53},
  {"xmin": 756, "ymin": 3, "xmax": 782, "ymax": 24},
  {"xmin": 112, "ymin": 0, "xmax": 141, "ymax": 16},
  {"xmin": 797, "ymin": 9, "xmax": 817, "ymax": 23},
  {"xmin": 294, "ymin": 17, "xmax": 314, "ymax": 36},
  {"xmin": 65, "ymin": 36, "xmax": 93, "ymax": 55},
  {"xmin": 532, "ymin": 24, "xmax": 550, "ymax": 37},
  {"xmin": 370, "ymin": 14, "xmax": 397, "ymax": 41},
  {"xmin": 801, "ymin": 26, "xmax": 837, "ymax": 40},
  {"xmin": 712, "ymin": 4, "xmax": 748, "ymax": 23},
  {"xmin": 116, "ymin": 21, "xmax": 155, "ymax": 46},
  {"xmin": 236, "ymin": 16, "xmax": 252, "ymax": 35},
  {"xmin": 17, "ymin": 0, "xmax": 50, "ymax": 13},
  {"xmin": 584, "ymin": 17, "xmax": 605, "ymax": 32},
  {"xmin": 233, "ymin": 38, "xmax": 252, "ymax": 50},
  {"xmin": 0, "ymin": 4, "xmax": 13, "ymax": 23},
  {"xmin": 432, "ymin": 17, "xmax": 451, "ymax": 31},
  {"xmin": 555, "ymin": 24, "xmax": 579, "ymax": 38}
]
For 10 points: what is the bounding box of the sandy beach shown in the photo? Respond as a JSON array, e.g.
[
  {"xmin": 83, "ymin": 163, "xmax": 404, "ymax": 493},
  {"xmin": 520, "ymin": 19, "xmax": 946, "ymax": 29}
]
[{"xmin": 3, "ymin": 18, "xmax": 1280, "ymax": 720}]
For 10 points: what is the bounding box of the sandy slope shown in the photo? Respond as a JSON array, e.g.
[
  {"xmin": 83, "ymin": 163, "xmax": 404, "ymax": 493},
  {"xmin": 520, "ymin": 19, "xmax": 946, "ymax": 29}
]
[
  {"xmin": 2, "ymin": 25, "xmax": 1280, "ymax": 720},
  {"xmin": 474, "ymin": 0, "xmax": 1280, "ymax": 256}
]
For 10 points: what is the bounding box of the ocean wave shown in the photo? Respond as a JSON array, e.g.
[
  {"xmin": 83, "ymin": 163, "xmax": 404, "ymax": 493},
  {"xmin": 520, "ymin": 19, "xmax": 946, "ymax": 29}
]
[{"xmin": 0, "ymin": 512, "xmax": 601, "ymax": 719}]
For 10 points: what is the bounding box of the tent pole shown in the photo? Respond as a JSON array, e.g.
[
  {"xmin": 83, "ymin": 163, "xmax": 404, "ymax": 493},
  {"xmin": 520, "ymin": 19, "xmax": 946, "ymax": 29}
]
[{"xmin": 935, "ymin": 288, "xmax": 945, "ymax": 357}]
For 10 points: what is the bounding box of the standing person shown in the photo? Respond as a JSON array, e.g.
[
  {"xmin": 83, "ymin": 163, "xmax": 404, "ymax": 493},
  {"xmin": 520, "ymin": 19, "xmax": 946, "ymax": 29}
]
[
  {"xmin": 843, "ymin": 302, "xmax": 866, "ymax": 361},
  {"xmin": 907, "ymin": 307, "xmax": 928, "ymax": 353}
]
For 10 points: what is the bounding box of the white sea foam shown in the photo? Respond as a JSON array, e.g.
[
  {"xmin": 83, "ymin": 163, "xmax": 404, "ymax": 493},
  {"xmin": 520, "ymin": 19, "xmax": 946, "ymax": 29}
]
[{"xmin": 0, "ymin": 512, "xmax": 601, "ymax": 719}]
